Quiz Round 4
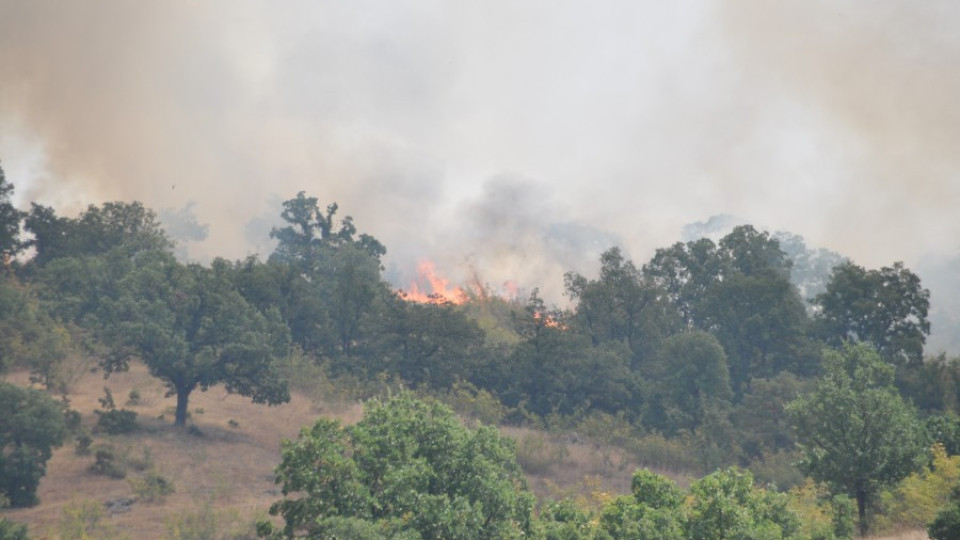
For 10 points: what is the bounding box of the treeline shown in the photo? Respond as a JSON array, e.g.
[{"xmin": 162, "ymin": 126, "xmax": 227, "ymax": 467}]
[{"xmin": 2, "ymin": 163, "xmax": 960, "ymax": 536}]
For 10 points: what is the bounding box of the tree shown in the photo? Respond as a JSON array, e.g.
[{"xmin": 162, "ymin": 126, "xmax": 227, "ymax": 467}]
[
  {"xmin": 685, "ymin": 468, "xmax": 800, "ymax": 540},
  {"xmin": 261, "ymin": 393, "xmax": 535, "ymax": 540},
  {"xmin": 24, "ymin": 201, "xmax": 171, "ymax": 267},
  {"xmin": 0, "ymin": 163, "xmax": 25, "ymax": 261},
  {"xmin": 643, "ymin": 226, "xmax": 814, "ymax": 394},
  {"xmin": 815, "ymin": 262, "xmax": 930, "ymax": 364},
  {"xmin": 565, "ymin": 247, "xmax": 682, "ymax": 367},
  {"xmin": 503, "ymin": 290, "xmax": 635, "ymax": 418},
  {"xmin": 597, "ymin": 469, "xmax": 685, "ymax": 540},
  {"xmin": 646, "ymin": 331, "xmax": 733, "ymax": 435},
  {"xmin": 268, "ymin": 193, "xmax": 388, "ymax": 360},
  {"xmin": 0, "ymin": 382, "xmax": 66, "ymax": 507},
  {"xmin": 928, "ymin": 486, "xmax": 960, "ymax": 540},
  {"xmin": 789, "ymin": 344, "xmax": 927, "ymax": 535},
  {"xmin": 374, "ymin": 294, "xmax": 486, "ymax": 389},
  {"xmin": 100, "ymin": 251, "xmax": 290, "ymax": 426}
]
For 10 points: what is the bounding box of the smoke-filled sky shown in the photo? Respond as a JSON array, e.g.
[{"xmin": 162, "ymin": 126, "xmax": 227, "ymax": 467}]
[{"xmin": 1, "ymin": 0, "xmax": 959, "ymax": 301}]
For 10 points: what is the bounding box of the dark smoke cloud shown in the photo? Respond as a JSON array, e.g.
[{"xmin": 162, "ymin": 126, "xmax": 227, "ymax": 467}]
[{"xmin": 1, "ymin": 1, "xmax": 959, "ymax": 309}]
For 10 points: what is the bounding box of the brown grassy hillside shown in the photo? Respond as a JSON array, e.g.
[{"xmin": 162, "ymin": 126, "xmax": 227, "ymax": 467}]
[{"xmin": 0, "ymin": 363, "xmax": 644, "ymax": 539}]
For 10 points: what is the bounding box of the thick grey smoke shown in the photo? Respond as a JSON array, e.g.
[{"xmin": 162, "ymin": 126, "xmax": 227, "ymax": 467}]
[{"xmin": 1, "ymin": 0, "xmax": 959, "ymax": 306}]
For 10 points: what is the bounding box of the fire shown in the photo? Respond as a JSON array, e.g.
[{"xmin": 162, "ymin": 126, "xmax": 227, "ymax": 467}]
[
  {"xmin": 533, "ymin": 311, "xmax": 564, "ymax": 329},
  {"xmin": 400, "ymin": 260, "xmax": 469, "ymax": 304},
  {"xmin": 397, "ymin": 260, "xmax": 526, "ymax": 305}
]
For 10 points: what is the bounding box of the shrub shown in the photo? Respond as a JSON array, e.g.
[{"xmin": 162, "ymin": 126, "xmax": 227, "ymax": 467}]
[
  {"xmin": 514, "ymin": 431, "xmax": 568, "ymax": 475},
  {"xmin": 0, "ymin": 518, "xmax": 29, "ymax": 540},
  {"xmin": 94, "ymin": 409, "xmax": 138, "ymax": 435},
  {"xmin": 130, "ymin": 471, "xmax": 174, "ymax": 503},
  {"xmin": 88, "ymin": 445, "xmax": 127, "ymax": 479}
]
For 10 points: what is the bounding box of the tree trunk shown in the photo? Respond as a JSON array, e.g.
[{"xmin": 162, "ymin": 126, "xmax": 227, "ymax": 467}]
[
  {"xmin": 174, "ymin": 385, "xmax": 191, "ymax": 427},
  {"xmin": 856, "ymin": 489, "xmax": 867, "ymax": 537}
]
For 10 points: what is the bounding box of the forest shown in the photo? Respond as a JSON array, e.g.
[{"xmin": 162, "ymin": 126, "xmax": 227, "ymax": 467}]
[{"xmin": 1, "ymin": 164, "xmax": 960, "ymax": 540}]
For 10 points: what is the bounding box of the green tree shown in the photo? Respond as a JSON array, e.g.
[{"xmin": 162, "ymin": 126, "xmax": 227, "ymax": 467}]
[
  {"xmin": 815, "ymin": 262, "xmax": 930, "ymax": 364},
  {"xmin": 564, "ymin": 247, "xmax": 682, "ymax": 366},
  {"xmin": 0, "ymin": 163, "xmax": 25, "ymax": 261},
  {"xmin": 597, "ymin": 469, "xmax": 685, "ymax": 540},
  {"xmin": 646, "ymin": 331, "xmax": 733, "ymax": 435},
  {"xmin": 0, "ymin": 382, "xmax": 66, "ymax": 507},
  {"xmin": 644, "ymin": 226, "xmax": 815, "ymax": 394},
  {"xmin": 261, "ymin": 393, "xmax": 535, "ymax": 540},
  {"xmin": 928, "ymin": 486, "xmax": 960, "ymax": 540},
  {"xmin": 99, "ymin": 252, "xmax": 290, "ymax": 426},
  {"xmin": 24, "ymin": 201, "xmax": 171, "ymax": 268},
  {"xmin": 374, "ymin": 295, "xmax": 486, "ymax": 389},
  {"xmin": 268, "ymin": 193, "xmax": 388, "ymax": 360},
  {"xmin": 685, "ymin": 467, "xmax": 800, "ymax": 540},
  {"xmin": 789, "ymin": 344, "xmax": 927, "ymax": 535}
]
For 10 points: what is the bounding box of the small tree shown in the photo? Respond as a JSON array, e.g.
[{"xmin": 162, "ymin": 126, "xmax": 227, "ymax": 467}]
[
  {"xmin": 0, "ymin": 382, "xmax": 66, "ymax": 507},
  {"xmin": 790, "ymin": 343, "xmax": 927, "ymax": 535},
  {"xmin": 261, "ymin": 393, "xmax": 535, "ymax": 539}
]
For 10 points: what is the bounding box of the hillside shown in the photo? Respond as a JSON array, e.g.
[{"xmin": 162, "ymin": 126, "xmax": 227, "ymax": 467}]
[{"xmin": 1, "ymin": 362, "xmax": 647, "ymax": 539}]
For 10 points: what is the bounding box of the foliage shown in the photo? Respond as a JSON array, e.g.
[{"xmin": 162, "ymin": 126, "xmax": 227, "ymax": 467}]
[
  {"xmin": 24, "ymin": 200, "xmax": 171, "ymax": 268},
  {"xmin": 597, "ymin": 469, "xmax": 686, "ymax": 540},
  {"xmin": 564, "ymin": 247, "xmax": 682, "ymax": 366},
  {"xmin": 56, "ymin": 498, "xmax": 124, "ymax": 540},
  {"xmin": 88, "ymin": 445, "xmax": 128, "ymax": 479},
  {"xmin": 0, "ymin": 518, "xmax": 29, "ymax": 540},
  {"xmin": 789, "ymin": 343, "xmax": 927, "ymax": 535},
  {"xmin": 0, "ymin": 163, "xmax": 25, "ymax": 260},
  {"xmin": 261, "ymin": 393, "xmax": 535, "ymax": 539},
  {"xmin": 94, "ymin": 388, "xmax": 139, "ymax": 434},
  {"xmin": 928, "ymin": 486, "xmax": 960, "ymax": 540},
  {"xmin": 129, "ymin": 470, "xmax": 175, "ymax": 502},
  {"xmin": 646, "ymin": 331, "xmax": 732, "ymax": 435},
  {"xmin": 267, "ymin": 193, "xmax": 388, "ymax": 360},
  {"xmin": 787, "ymin": 479, "xmax": 854, "ymax": 540},
  {"xmin": 926, "ymin": 413, "xmax": 960, "ymax": 456},
  {"xmin": 99, "ymin": 252, "xmax": 290, "ymax": 426},
  {"xmin": 815, "ymin": 261, "xmax": 930, "ymax": 364},
  {"xmin": 685, "ymin": 467, "xmax": 800, "ymax": 540},
  {"xmin": 95, "ymin": 409, "xmax": 139, "ymax": 435},
  {"xmin": 442, "ymin": 380, "xmax": 507, "ymax": 427},
  {"xmin": 877, "ymin": 444, "xmax": 960, "ymax": 532},
  {"xmin": 0, "ymin": 382, "xmax": 66, "ymax": 507}
]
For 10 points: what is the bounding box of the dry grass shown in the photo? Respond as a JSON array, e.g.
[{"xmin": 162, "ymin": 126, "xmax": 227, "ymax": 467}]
[
  {"xmin": 3, "ymin": 363, "xmax": 362, "ymax": 539},
  {"xmin": 498, "ymin": 425, "xmax": 689, "ymax": 503},
  {"xmin": 865, "ymin": 531, "xmax": 929, "ymax": 540}
]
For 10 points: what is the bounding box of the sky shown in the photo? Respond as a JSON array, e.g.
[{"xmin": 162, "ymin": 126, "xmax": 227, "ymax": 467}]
[{"xmin": 1, "ymin": 0, "xmax": 959, "ymax": 304}]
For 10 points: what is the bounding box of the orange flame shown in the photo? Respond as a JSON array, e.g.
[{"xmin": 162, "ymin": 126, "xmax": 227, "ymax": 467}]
[
  {"xmin": 533, "ymin": 311, "xmax": 564, "ymax": 329},
  {"xmin": 400, "ymin": 260, "xmax": 469, "ymax": 304}
]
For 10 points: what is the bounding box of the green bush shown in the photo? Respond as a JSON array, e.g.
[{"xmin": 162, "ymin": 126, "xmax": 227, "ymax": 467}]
[
  {"xmin": 929, "ymin": 487, "xmax": 960, "ymax": 540},
  {"xmin": 0, "ymin": 518, "xmax": 29, "ymax": 540},
  {"xmin": 0, "ymin": 383, "xmax": 66, "ymax": 507},
  {"xmin": 94, "ymin": 409, "xmax": 138, "ymax": 435},
  {"xmin": 130, "ymin": 471, "xmax": 174, "ymax": 502},
  {"xmin": 88, "ymin": 445, "xmax": 127, "ymax": 479}
]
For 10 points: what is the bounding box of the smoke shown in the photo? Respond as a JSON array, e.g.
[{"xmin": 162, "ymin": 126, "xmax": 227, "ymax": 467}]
[{"xmin": 1, "ymin": 0, "xmax": 959, "ymax": 305}]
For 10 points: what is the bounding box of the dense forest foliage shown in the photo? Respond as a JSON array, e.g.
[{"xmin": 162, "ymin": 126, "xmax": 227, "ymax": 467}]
[{"xmin": 2, "ymin": 163, "xmax": 960, "ymax": 538}]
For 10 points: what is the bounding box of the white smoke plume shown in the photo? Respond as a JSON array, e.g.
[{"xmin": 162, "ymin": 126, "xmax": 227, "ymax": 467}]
[{"xmin": 1, "ymin": 0, "xmax": 959, "ymax": 305}]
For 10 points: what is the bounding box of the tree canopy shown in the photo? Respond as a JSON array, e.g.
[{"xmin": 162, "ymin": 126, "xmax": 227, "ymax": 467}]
[
  {"xmin": 99, "ymin": 251, "xmax": 290, "ymax": 426},
  {"xmin": 815, "ymin": 261, "xmax": 930, "ymax": 364},
  {"xmin": 789, "ymin": 343, "xmax": 927, "ymax": 535},
  {"xmin": 261, "ymin": 393, "xmax": 535, "ymax": 540}
]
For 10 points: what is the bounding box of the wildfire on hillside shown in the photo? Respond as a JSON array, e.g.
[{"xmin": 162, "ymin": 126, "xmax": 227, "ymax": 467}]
[
  {"xmin": 398, "ymin": 260, "xmax": 470, "ymax": 304},
  {"xmin": 397, "ymin": 260, "xmax": 524, "ymax": 305}
]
